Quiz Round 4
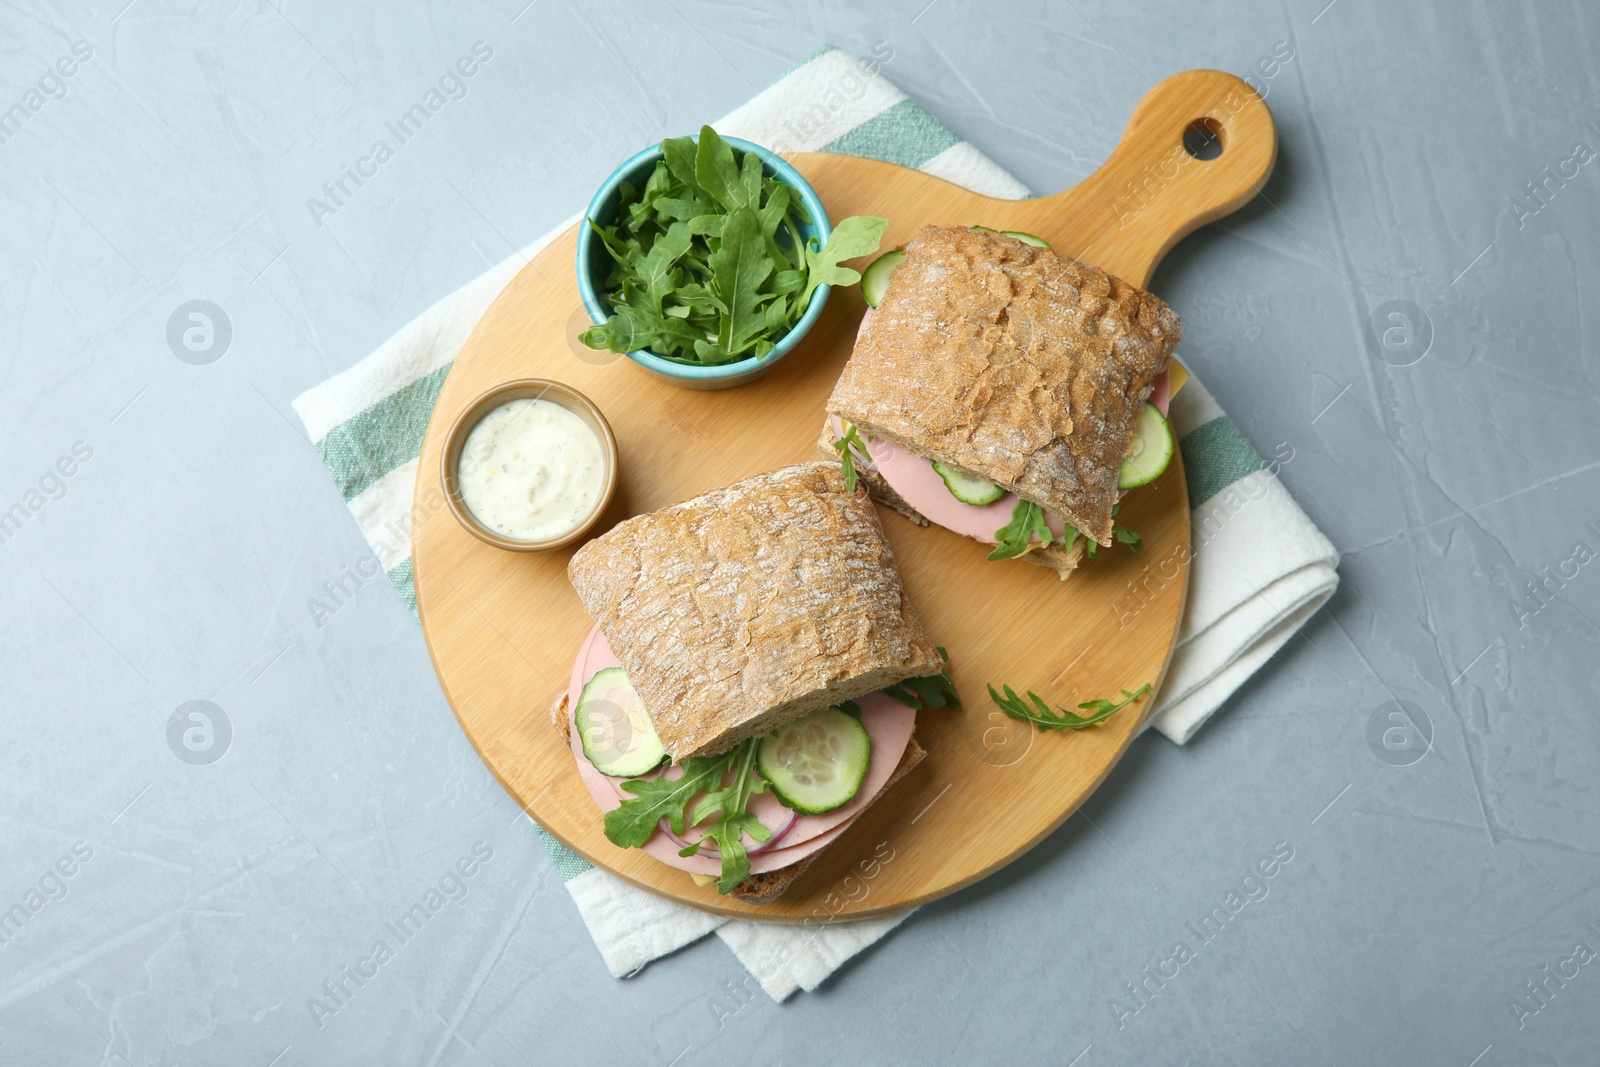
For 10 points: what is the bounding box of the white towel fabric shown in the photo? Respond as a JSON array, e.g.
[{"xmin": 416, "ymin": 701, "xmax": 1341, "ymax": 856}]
[
  {"xmin": 1148, "ymin": 379, "xmax": 1340, "ymax": 742},
  {"xmin": 292, "ymin": 46, "xmax": 1337, "ymax": 1000}
]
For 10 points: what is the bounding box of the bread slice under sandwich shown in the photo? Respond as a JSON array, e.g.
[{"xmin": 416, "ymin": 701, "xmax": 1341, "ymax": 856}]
[
  {"xmin": 552, "ymin": 691, "xmax": 927, "ymax": 905},
  {"xmin": 826, "ymin": 226, "xmax": 1180, "ymax": 548},
  {"xmin": 815, "ymin": 422, "xmax": 1088, "ymax": 579},
  {"xmin": 567, "ymin": 462, "xmax": 943, "ymax": 761}
]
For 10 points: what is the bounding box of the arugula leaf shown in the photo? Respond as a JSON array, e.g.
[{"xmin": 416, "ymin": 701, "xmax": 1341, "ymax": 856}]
[
  {"xmin": 1101, "ymin": 503, "xmax": 1140, "ymax": 555},
  {"xmin": 605, "ymin": 737, "xmax": 778, "ymax": 894},
  {"xmin": 1079, "ymin": 507, "xmax": 1141, "ymax": 559},
  {"xmin": 637, "ymin": 221, "xmax": 693, "ymax": 312},
  {"xmin": 654, "ymin": 196, "xmax": 715, "ymax": 222},
  {"xmin": 986, "ymin": 683, "xmax": 1152, "ymax": 732},
  {"xmin": 603, "ymin": 754, "xmax": 731, "ymax": 849},
  {"xmin": 738, "ymin": 146, "xmax": 765, "ymax": 214},
  {"xmin": 681, "ymin": 738, "xmax": 771, "ymax": 893},
  {"xmin": 987, "ymin": 498, "xmax": 1052, "ymax": 560},
  {"xmin": 585, "ymin": 217, "xmax": 633, "ymax": 265},
  {"xmin": 883, "ymin": 649, "xmax": 960, "ymax": 710},
  {"xmin": 757, "ymin": 181, "xmax": 791, "ymax": 239},
  {"xmin": 579, "ymin": 304, "xmax": 663, "ymax": 355},
  {"xmin": 796, "ymin": 215, "xmax": 890, "ymax": 315},
  {"xmin": 660, "ymin": 134, "xmax": 699, "ymax": 190},
  {"xmin": 685, "ymin": 214, "xmax": 726, "ymax": 238},
  {"xmin": 694, "ymin": 126, "xmax": 758, "ymax": 213},
  {"xmin": 626, "ymin": 162, "xmax": 675, "ymax": 228},
  {"xmin": 771, "ymin": 268, "xmax": 804, "ymax": 297},
  {"xmin": 883, "ymin": 668, "xmax": 962, "ymax": 711},
  {"xmin": 832, "ymin": 423, "xmax": 869, "ymax": 492},
  {"xmin": 707, "ymin": 207, "xmax": 774, "ymax": 357}
]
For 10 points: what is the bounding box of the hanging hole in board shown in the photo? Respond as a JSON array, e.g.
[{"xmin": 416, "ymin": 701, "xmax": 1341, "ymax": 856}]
[{"xmin": 1182, "ymin": 117, "xmax": 1225, "ymax": 161}]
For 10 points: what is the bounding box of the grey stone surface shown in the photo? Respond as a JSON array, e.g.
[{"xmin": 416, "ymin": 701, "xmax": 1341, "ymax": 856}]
[{"xmin": 2, "ymin": 1, "xmax": 1596, "ymax": 1064}]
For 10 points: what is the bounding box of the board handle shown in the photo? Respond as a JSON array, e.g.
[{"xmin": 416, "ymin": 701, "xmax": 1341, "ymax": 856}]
[{"xmin": 1048, "ymin": 70, "xmax": 1278, "ymax": 287}]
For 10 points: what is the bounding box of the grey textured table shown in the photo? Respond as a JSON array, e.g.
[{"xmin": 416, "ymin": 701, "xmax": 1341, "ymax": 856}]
[{"xmin": 3, "ymin": 2, "xmax": 1596, "ymax": 1064}]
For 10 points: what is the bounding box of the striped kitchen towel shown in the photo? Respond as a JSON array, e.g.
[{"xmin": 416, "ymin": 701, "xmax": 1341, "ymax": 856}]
[{"xmin": 292, "ymin": 45, "xmax": 1338, "ymax": 1002}]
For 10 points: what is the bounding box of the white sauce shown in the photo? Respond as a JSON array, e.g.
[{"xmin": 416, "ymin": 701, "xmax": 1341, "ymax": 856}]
[{"xmin": 457, "ymin": 398, "xmax": 603, "ymax": 541}]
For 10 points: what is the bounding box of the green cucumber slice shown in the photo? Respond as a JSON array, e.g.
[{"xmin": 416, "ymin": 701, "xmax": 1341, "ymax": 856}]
[
  {"xmin": 575, "ymin": 667, "xmax": 666, "ymax": 777},
  {"xmin": 861, "ymin": 248, "xmax": 905, "ymax": 308},
  {"xmin": 970, "ymin": 225, "xmax": 999, "ymax": 233},
  {"xmin": 1001, "ymin": 230, "xmax": 1051, "ymax": 248},
  {"xmin": 1118, "ymin": 403, "xmax": 1174, "ymax": 489},
  {"xmin": 932, "ymin": 461, "xmax": 1006, "ymax": 506},
  {"xmin": 757, "ymin": 706, "xmax": 871, "ymax": 815}
]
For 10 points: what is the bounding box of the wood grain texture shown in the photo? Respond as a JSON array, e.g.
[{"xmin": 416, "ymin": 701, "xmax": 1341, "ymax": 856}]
[{"xmin": 411, "ymin": 69, "xmax": 1275, "ymax": 920}]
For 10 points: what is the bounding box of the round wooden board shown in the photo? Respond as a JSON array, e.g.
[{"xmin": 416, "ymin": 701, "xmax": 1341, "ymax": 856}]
[{"xmin": 413, "ymin": 70, "xmax": 1276, "ymax": 920}]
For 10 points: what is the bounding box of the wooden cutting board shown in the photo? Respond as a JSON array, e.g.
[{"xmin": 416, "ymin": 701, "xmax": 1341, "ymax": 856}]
[{"xmin": 412, "ymin": 69, "xmax": 1275, "ymax": 920}]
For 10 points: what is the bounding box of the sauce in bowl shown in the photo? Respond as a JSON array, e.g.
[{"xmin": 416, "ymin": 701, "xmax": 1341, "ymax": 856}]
[{"xmin": 457, "ymin": 397, "xmax": 604, "ymax": 542}]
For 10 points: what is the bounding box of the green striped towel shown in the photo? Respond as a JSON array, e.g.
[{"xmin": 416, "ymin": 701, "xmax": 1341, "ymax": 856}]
[{"xmin": 292, "ymin": 45, "xmax": 1338, "ymax": 1002}]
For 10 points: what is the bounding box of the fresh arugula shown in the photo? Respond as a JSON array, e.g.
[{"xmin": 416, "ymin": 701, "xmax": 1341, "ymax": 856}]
[
  {"xmin": 797, "ymin": 215, "xmax": 891, "ymax": 314},
  {"xmin": 833, "ymin": 423, "xmax": 869, "ymax": 492},
  {"xmin": 1085, "ymin": 504, "xmax": 1142, "ymax": 558},
  {"xmin": 605, "ymin": 737, "xmax": 772, "ymax": 894},
  {"xmin": 986, "ymin": 682, "xmax": 1153, "ymax": 732},
  {"xmin": 987, "ymin": 498, "xmax": 1053, "ymax": 560},
  {"xmin": 989, "ymin": 499, "xmax": 1141, "ymax": 562},
  {"xmin": 883, "ymin": 647, "xmax": 962, "ymax": 710},
  {"xmin": 603, "ymin": 756, "xmax": 730, "ymax": 849},
  {"xmin": 582, "ymin": 125, "xmax": 887, "ymax": 366},
  {"xmin": 678, "ymin": 739, "xmax": 772, "ymax": 893}
]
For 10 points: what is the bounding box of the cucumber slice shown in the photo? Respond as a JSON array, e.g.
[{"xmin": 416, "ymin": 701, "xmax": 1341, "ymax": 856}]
[
  {"xmin": 575, "ymin": 667, "xmax": 666, "ymax": 777},
  {"xmin": 861, "ymin": 248, "xmax": 905, "ymax": 308},
  {"xmin": 1118, "ymin": 403, "xmax": 1174, "ymax": 489},
  {"xmin": 970, "ymin": 224, "xmax": 999, "ymax": 233},
  {"xmin": 1001, "ymin": 230, "xmax": 1051, "ymax": 248},
  {"xmin": 757, "ymin": 706, "xmax": 871, "ymax": 815},
  {"xmin": 932, "ymin": 461, "xmax": 1006, "ymax": 506}
]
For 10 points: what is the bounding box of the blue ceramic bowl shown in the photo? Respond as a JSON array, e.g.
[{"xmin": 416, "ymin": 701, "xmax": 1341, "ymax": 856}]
[{"xmin": 575, "ymin": 135, "xmax": 832, "ymax": 390}]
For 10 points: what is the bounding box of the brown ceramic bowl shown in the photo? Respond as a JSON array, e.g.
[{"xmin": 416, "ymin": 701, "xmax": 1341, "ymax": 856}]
[{"xmin": 440, "ymin": 379, "xmax": 619, "ymax": 552}]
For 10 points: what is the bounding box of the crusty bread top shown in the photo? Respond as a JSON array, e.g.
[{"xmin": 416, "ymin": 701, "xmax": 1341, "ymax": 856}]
[
  {"xmin": 826, "ymin": 226, "xmax": 1180, "ymax": 544},
  {"xmin": 567, "ymin": 463, "xmax": 942, "ymax": 760}
]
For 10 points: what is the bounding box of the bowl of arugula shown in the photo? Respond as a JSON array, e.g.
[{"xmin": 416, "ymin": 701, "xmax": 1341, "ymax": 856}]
[{"xmin": 576, "ymin": 126, "xmax": 887, "ymax": 389}]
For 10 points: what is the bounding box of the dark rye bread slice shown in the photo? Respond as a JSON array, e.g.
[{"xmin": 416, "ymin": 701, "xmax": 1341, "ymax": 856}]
[
  {"xmin": 826, "ymin": 226, "xmax": 1179, "ymax": 546},
  {"xmin": 551, "ymin": 692, "xmax": 926, "ymax": 906},
  {"xmin": 817, "ymin": 422, "xmax": 1088, "ymax": 581},
  {"xmin": 567, "ymin": 463, "xmax": 942, "ymax": 761}
]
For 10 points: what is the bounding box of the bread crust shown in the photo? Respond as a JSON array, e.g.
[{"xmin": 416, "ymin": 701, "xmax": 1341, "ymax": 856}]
[
  {"xmin": 816, "ymin": 422, "xmax": 1086, "ymax": 580},
  {"xmin": 826, "ymin": 226, "xmax": 1179, "ymax": 545},
  {"xmin": 568, "ymin": 463, "xmax": 942, "ymax": 760},
  {"xmin": 550, "ymin": 691, "xmax": 926, "ymax": 906}
]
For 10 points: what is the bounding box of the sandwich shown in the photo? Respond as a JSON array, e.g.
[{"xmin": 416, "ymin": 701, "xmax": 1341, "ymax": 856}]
[
  {"xmin": 820, "ymin": 225, "xmax": 1185, "ymax": 580},
  {"xmin": 555, "ymin": 462, "xmax": 959, "ymax": 903}
]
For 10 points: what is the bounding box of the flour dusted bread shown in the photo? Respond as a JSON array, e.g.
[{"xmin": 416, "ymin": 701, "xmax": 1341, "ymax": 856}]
[
  {"xmin": 826, "ymin": 226, "xmax": 1180, "ymax": 545},
  {"xmin": 567, "ymin": 463, "xmax": 942, "ymax": 761}
]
